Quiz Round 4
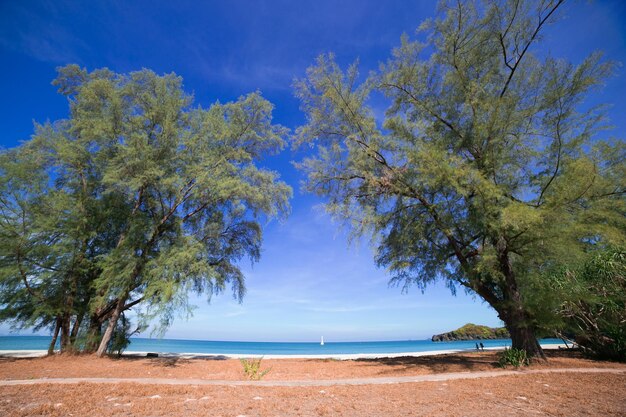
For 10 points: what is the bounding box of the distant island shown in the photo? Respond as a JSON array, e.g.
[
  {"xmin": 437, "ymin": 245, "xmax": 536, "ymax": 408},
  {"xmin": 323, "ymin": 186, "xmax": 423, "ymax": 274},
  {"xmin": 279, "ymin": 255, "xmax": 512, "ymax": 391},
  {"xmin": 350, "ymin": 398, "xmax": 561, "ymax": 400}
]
[{"xmin": 432, "ymin": 323, "xmax": 510, "ymax": 342}]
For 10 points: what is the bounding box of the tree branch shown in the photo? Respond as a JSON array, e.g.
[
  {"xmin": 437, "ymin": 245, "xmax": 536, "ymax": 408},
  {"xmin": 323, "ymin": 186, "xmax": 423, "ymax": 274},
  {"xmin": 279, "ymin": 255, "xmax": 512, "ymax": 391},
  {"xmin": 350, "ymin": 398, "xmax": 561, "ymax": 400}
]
[{"xmin": 499, "ymin": 0, "xmax": 565, "ymax": 98}]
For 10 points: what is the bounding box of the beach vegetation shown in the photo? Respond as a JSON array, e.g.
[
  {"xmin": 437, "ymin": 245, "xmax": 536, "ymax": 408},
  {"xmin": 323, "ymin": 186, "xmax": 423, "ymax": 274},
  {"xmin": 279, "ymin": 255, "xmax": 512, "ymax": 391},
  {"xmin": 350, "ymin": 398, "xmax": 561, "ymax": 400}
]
[
  {"xmin": 529, "ymin": 247, "xmax": 626, "ymax": 362},
  {"xmin": 106, "ymin": 313, "xmax": 143, "ymax": 357},
  {"xmin": 0, "ymin": 66, "xmax": 291, "ymax": 356},
  {"xmin": 240, "ymin": 357, "xmax": 272, "ymax": 380},
  {"xmin": 294, "ymin": 0, "xmax": 625, "ymax": 359},
  {"xmin": 498, "ymin": 347, "xmax": 529, "ymax": 368}
]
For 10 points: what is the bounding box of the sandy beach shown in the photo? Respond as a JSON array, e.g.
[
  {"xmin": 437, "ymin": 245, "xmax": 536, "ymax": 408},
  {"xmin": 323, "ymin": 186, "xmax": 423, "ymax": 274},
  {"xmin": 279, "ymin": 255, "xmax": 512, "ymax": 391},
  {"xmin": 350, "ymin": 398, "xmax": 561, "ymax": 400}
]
[
  {"xmin": 1, "ymin": 349, "xmax": 624, "ymax": 416},
  {"xmin": 0, "ymin": 343, "xmax": 567, "ymax": 360}
]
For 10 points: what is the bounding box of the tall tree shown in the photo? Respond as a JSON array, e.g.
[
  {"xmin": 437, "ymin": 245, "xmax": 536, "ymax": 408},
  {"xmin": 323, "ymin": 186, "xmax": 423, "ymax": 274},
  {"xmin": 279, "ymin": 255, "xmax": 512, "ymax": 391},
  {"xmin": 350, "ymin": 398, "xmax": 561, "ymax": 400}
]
[
  {"xmin": 0, "ymin": 66, "xmax": 291, "ymax": 356},
  {"xmin": 294, "ymin": 0, "xmax": 625, "ymax": 358}
]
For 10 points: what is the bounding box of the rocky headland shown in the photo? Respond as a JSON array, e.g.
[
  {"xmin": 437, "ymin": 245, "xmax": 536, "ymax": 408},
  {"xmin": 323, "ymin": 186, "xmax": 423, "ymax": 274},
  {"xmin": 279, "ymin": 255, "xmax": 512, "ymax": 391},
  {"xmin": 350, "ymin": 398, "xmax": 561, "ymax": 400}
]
[{"xmin": 432, "ymin": 323, "xmax": 509, "ymax": 342}]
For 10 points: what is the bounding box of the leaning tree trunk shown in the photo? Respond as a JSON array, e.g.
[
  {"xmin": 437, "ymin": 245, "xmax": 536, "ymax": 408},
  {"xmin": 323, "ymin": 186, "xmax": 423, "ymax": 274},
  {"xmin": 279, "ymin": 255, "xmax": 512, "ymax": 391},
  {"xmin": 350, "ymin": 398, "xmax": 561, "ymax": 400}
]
[
  {"xmin": 95, "ymin": 297, "xmax": 126, "ymax": 357},
  {"xmin": 70, "ymin": 311, "xmax": 83, "ymax": 346},
  {"xmin": 48, "ymin": 317, "xmax": 61, "ymax": 355},
  {"xmin": 84, "ymin": 301, "xmax": 115, "ymax": 352}
]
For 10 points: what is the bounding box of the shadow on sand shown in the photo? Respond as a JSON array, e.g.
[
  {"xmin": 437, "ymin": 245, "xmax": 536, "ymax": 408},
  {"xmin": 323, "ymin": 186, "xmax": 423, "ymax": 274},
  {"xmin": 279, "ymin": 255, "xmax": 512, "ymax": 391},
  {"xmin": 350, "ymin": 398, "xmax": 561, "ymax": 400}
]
[
  {"xmin": 0, "ymin": 352, "xmax": 232, "ymax": 369},
  {"xmin": 356, "ymin": 352, "xmax": 499, "ymax": 374},
  {"xmin": 354, "ymin": 349, "xmax": 582, "ymax": 376},
  {"xmin": 113, "ymin": 353, "xmax": 231, "ymax": 367}
]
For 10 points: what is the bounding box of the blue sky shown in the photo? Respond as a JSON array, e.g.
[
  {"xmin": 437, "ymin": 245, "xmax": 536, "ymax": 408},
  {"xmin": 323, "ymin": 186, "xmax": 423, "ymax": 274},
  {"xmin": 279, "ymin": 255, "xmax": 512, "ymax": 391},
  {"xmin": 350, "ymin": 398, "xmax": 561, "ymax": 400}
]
[{"xmin": 1, "ymin": 0, "xmax": 625, "ymax": 342}]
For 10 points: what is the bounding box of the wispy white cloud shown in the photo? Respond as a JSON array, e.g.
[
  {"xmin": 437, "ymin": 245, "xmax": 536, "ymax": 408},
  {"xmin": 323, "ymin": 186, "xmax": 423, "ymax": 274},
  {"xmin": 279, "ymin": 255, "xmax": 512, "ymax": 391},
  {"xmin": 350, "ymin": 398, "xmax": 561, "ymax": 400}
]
[
  {"xmin": 0, "ymin": 1, "xmax": 89, "ymax": 64},
  {"xmin": 190, "ymin": 50, "xmax": 300, "ymax": 92},
  {"xmin": 221, "ymin": 310, "xmax": 247, "ymax": 318}
]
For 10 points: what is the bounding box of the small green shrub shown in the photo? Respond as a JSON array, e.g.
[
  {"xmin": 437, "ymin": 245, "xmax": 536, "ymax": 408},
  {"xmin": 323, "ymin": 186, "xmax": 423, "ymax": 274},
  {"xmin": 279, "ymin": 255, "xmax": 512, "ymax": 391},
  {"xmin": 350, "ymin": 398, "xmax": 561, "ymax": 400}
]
[
  {"xmin": 240, "ymin": 357, "xmax": 272, "ymax": 380},
  {"xmin": 498, "ymin": 347, "xmax": 529, "ymax": 368},
  {"xmin": 107, "ymin": 314, "xmax": 133, "ymax": 357}
]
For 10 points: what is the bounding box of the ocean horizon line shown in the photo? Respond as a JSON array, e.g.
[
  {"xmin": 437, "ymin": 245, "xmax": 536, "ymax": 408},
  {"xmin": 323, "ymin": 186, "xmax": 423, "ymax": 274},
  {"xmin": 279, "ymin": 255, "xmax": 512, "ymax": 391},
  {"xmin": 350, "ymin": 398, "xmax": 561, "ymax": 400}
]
[
  {"xmin": 0, "ymin": 335, "xmax": 564, "ymax": 356},
  {"xmin": 0, "ymin": 335, "xmax": 435, "ymax": 344}
]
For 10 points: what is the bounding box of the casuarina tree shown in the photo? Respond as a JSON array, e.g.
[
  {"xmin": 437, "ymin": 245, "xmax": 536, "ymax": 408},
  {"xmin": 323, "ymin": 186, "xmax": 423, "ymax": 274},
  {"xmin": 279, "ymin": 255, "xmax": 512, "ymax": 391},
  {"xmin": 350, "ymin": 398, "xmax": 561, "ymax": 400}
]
[
  {"xmin": 294, "ymin": 0, "xmax": 625, "ymax": 358},
  {"xmin": 0, "ymin": 65, "xmax": 291, "ymax": 356}
]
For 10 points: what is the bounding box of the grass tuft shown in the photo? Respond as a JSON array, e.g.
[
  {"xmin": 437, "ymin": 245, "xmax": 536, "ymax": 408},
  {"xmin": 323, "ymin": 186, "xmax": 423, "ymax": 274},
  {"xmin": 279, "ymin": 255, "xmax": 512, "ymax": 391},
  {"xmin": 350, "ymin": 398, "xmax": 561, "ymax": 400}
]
[{"xmin": 240, "ymin": 357, "xmax": 272, "ymax": 380}]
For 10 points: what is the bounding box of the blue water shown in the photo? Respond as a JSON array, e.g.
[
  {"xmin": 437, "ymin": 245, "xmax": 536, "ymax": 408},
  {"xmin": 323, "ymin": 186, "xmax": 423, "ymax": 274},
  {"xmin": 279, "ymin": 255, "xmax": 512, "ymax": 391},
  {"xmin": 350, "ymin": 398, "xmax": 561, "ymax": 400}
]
[{"xmin": 0, "ymin": 336, "xmax": 563, "ymax": 355}]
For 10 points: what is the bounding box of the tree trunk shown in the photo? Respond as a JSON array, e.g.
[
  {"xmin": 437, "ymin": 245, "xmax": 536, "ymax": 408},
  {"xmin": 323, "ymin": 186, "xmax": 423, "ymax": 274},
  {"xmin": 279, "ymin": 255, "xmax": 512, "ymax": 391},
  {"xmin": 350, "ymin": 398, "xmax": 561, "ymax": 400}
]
[
  {"xmin": 494, "ymin": 236, "xmax": 545, "ymax": 360},
  {"xmin": 70, "ymin": 312, "xmax": 83, "ymax": 345},
  {"xmin": 84, "ymin": 315, "xmax": 102, "ymax": 353},
  {"xmin": 59, "ymin": 314, "xmax": 72, "ymax": 353},
  {"xmin": 95, "ymin": 297, "xmax": 126, "ymax": 357},
  {"xmin": 85, "ymin": 299, "xmax": 119, "ymax": 353},
  {"xmin": 504, "ymin": 308, "xmax": 546, "ymax": 360},
  {"xmin": 48, "ymin": 317, "xmax": 61, "ymax": 355}
]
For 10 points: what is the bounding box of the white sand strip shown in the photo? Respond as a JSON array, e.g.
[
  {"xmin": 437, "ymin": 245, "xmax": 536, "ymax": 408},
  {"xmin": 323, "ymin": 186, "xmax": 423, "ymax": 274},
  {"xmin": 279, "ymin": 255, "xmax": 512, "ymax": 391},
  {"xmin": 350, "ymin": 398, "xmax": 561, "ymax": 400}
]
[
  {"xmin": 0, "ymin": 343, "xmax": 570, "ymax": 360},
  {"xmin": 0, "ymin": 350, "xmax": 50, "ymax": 358}
]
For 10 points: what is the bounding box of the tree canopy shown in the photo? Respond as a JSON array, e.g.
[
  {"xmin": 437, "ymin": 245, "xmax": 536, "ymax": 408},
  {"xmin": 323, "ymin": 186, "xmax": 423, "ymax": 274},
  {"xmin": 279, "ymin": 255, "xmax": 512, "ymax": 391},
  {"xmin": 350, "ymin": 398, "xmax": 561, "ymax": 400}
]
[
  {"xmin": 0, "ymin": 65, "xmax": 291, "ymax": 355},
  {"xmin": 294, "ymin": 0, "xmax": 625, "ymax": 357}
]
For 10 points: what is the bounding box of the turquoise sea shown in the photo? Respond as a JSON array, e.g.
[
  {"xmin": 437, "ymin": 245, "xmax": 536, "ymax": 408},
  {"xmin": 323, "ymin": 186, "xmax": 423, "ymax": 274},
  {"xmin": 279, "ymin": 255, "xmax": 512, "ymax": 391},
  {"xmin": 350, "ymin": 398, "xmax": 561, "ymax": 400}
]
[{"xmin": 0, "ymin": 336, "xmax": 563, "ymax": 355}]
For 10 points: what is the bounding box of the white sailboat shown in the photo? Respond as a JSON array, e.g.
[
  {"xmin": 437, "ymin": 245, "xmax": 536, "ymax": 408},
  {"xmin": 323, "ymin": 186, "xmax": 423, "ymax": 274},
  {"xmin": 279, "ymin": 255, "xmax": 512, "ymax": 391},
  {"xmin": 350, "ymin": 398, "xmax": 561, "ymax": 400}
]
[{"xmin": 320, "ymin": 336, "xmax": 324, "ymax": 346}]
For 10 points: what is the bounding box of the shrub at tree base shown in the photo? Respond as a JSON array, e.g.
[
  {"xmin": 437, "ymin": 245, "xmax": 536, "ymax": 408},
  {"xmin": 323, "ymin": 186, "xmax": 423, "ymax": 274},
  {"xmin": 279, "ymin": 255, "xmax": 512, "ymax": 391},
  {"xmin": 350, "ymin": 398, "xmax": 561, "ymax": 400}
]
[
  {"xmin": 106, "ymin": 313, "xmax": 144, "ymax": 357},
  {"xmin": 498, "ymin": 347, "xmax": 529, "ymax": 368}
]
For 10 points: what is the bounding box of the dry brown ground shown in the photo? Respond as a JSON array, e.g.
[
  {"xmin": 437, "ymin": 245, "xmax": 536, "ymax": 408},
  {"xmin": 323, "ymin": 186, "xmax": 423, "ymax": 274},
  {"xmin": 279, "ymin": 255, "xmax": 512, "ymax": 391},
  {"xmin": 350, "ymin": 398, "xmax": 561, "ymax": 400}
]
[
  {"xmin": 1, "ymin": 350, "xmax": 625, "ymax": 416},
  {"xmin": 1, "ymin": 350, "xmax": 623, "ymax": 381}
]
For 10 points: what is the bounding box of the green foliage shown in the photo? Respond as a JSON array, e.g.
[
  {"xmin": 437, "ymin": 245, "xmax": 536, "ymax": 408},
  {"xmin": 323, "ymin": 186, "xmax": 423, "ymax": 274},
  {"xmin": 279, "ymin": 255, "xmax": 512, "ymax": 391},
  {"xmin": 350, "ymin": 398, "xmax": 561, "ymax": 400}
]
[
  {"xmin": 498, "ymin": 347, "xmax": 529, "ymax": 368},
  {"xmin": 538, "ymin": 248, "xmax": 626, "ymax": 361},
  {"xmin": 106, "ymin": 313, "xmax": 144, "ymax": 357},
  {"xmin": 294, "ymin": 0, "xmax": 625, "ymax": 357},
  {"xmin": 0, "ymin": 65, "xmax": 291, "ymax": 354},
  {"xmin": 240, "ymin": 357, "xmax": 272, "ymax": 380}
]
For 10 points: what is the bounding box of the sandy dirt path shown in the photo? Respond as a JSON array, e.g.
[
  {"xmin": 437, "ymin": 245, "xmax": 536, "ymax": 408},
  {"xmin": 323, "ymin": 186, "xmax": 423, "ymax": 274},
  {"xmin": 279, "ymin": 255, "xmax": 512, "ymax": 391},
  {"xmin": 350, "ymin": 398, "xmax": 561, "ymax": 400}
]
[
  {"xmin": 1, "ymin": 367, "xmax": 624, "ymax": 387},
  {"xmin": 2, "ymin": 371, "xmax": 625, "ymax": 416}
]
